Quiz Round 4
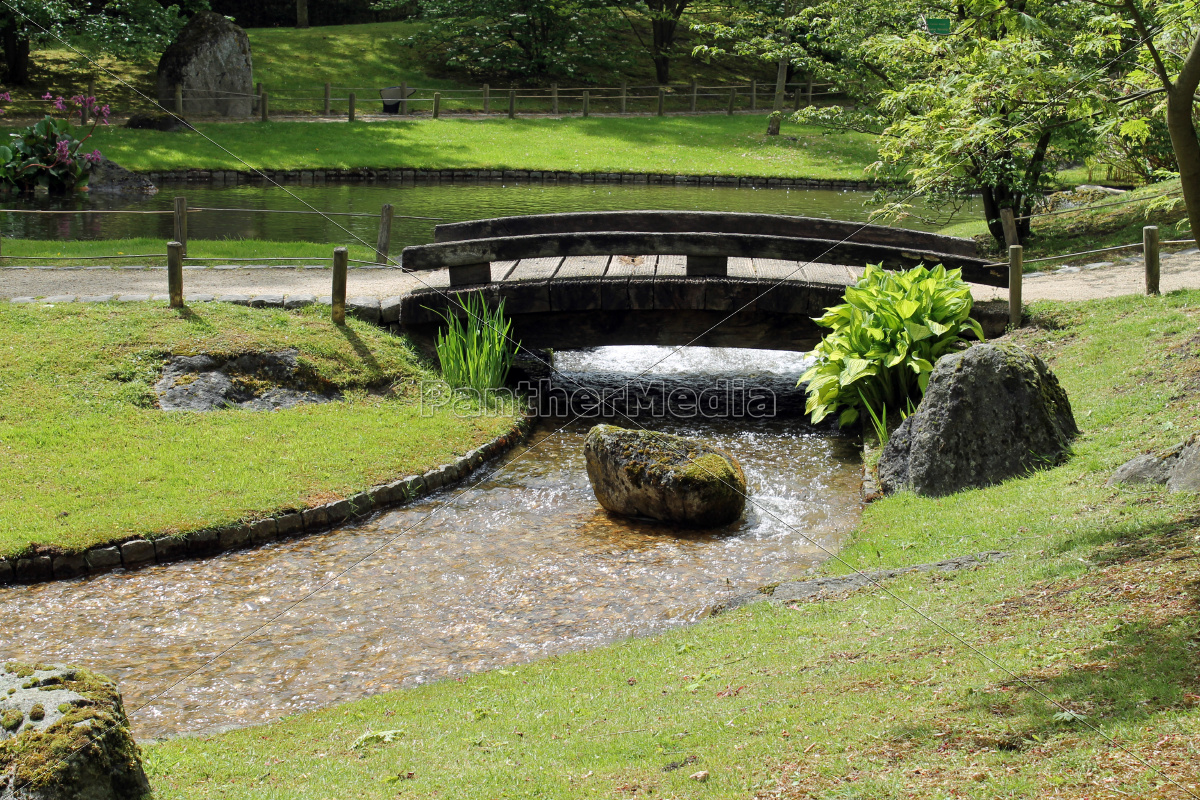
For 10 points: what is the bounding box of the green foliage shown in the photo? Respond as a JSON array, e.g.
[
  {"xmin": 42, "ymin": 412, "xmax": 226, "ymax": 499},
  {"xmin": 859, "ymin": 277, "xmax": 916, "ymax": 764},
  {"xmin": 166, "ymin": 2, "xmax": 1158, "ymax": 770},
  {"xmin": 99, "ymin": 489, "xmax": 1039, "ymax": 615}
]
[
  {"xmin": 401, "ymin": 0, "xmax": 629, "ymax": 80},
  {"xmin": 434, "ymin": 294, "xmax": 519, "ymax": 394},
  {"xmin": 800, "ymin": 263, "xmax": 983, "ymax": 427},
  {"xmin": 2, "ymin": 114, "xmax": 100, "ymax": 193}
]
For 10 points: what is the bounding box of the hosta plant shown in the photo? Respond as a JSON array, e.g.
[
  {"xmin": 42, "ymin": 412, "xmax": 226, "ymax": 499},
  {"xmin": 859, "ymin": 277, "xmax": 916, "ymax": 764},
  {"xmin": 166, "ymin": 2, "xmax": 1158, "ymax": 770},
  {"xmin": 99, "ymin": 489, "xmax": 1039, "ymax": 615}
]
[{"xmin": 799, "ymin": 263, "xmax": 984, "ymax": 427}]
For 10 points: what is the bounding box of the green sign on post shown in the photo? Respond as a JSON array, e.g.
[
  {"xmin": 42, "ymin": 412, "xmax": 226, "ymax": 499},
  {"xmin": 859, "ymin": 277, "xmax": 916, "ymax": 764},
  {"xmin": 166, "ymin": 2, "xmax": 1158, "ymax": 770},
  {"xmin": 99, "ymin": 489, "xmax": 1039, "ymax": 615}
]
[{"xmin": 925, "ymin": 17, "xmax": 952, "ymax": 34}]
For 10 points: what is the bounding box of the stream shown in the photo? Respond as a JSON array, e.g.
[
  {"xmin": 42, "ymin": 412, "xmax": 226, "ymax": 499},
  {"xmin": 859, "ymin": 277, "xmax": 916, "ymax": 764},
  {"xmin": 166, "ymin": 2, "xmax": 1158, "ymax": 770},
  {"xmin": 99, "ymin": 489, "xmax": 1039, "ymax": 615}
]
[{"xmin": 0, "ymin": 347, "xmax": 862, "ymax": 742}]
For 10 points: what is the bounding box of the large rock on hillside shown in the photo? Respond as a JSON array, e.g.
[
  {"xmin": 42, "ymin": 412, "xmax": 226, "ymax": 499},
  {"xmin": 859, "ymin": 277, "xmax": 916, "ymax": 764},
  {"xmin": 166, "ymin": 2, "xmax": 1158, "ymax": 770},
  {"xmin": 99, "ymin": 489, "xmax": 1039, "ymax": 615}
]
[
  {"xmin": 878, "ymin": 343, "xmax": 1078, "ymax": 497},
  {"xmin": 584, "ymin": 424, "xmax": 747, "ymax": 527},
  {"xmin": 156, "ymin": 12, "xmax": 253, "ymax": 117},
  {"xmin": 0, "ymin": 662, "xmax": 150, "ymax": 800}
]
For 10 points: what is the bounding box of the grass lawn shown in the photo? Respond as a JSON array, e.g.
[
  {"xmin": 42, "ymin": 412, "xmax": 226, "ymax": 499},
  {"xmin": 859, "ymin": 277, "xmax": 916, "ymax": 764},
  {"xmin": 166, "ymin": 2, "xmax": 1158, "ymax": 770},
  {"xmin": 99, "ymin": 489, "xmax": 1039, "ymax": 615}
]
[
  {"xmin": 941, "ymin": 179, "xmax": 1192, "ymax": 267},
  {"xmin": 142, "ymin": 291, "xmax": 1200, "ymax": 798},
  {"xmin": 0, "ymin": 238, "xmax": 376, "ymax": 268},
  {"xmin": 0, "ymin": 302, "xmax": 513, "ymax": 559},
  {"xmin": 77, "ymin": 115, "xmax": 879, "ymax": 179}
]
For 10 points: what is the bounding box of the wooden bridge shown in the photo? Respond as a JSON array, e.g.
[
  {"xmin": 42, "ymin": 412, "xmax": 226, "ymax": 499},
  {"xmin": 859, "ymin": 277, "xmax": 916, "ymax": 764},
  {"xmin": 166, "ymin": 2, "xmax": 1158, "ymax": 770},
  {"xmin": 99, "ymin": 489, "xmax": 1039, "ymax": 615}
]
[{"xmin": 397, "ymin": 212, "xmax": 1006, "ymax": 352}]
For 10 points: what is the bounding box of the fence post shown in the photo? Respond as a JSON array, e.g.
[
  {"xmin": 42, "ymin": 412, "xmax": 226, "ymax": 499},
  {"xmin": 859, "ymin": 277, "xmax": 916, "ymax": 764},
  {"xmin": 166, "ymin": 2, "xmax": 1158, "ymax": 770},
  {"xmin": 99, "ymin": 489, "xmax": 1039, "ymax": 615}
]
[
  {"xmin": 168, "ymin": 241, "xmax": 184, "ymax": 308},
  {"xmin": 1008, "ymin": 244, "xmax": 1023, "ymax": 329},
  {"xmin": 1144, "ymin": 224, "xmax": 1161, "ymax": 295},
  {"xmin": 255, "ymin": 82, "xmax": 263, "ymax": 114},
  {"xmin": 348, "ymin": 92, "xmax": 356, "ymax": 122},
  {"xmin": 324, "ymin": 82, "xmax": 331, "ymax": 115},
  {"xmin": 793, "ymin": 82, "xmax": 802, "ymax": 112},
  {"xmin": 620, "ymin": 81, "xmax": 628, "ymax": 114},
  {"xmin": 85, "ymin": 78, "xmax": 94, "ymax": 124},
  {"xmin": 999, "ymin": 208, "xmax": 1020, "ymax": 248},
  {"xmin": 656, "ymin": 87, "xmax": 665, "ymax": 117},
  {"xmin": 174, "ymin": 83, "xmax": 183, "ymax": 115},
  {"xmin": 173, "ymin": 196, "xmax": 187, "ymax": 256},
  {"xmin": 690, "ymin": 78, "xmax": 698, "ymax": 112},
  {"xmin": 806, "ymin": 77, "xmax": 813, "ymax": 105},
  {"xmin": 260, "ymin": 92, "xmax": 269, "ymax": 122},
  {"xmin": 376, "ymin": 203, "xmax": 394, "ymax": 265},
  {"xmin": 400, "ymin": 81, "xmax": 408, "ymax": 115},
  {"xmin": 482, "ymin": 84, "xmax": 489, "ymax": 115},
  {"xmin": 433, "ymin": 92, "xmax": 441, "ymax": 119},
  {"xmin": 727, "ymin": 87, "xmax": 736, "ymax": 115},
  {"xmin": 551, "ymin": 83, "xmax": 559, "ymax": 115},
  {"xmin": 332, "ymin": 247, "xmax": 348, "ymax": 324},
  {"xmin": 582, "ymin": 89, "xmax": 589, "ymax": 118},
  {"xmin": 508, "ymin": 89, "xmax": 516, "ymax": 119},
  {"xmin": 750, "ymin": 79, "xmax": 757, "ymax": 111}
]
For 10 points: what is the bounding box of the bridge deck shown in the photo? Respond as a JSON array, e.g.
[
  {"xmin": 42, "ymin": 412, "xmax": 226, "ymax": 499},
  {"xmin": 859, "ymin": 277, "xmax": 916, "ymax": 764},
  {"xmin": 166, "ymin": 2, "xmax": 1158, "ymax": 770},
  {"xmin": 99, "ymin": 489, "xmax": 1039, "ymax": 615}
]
[{"xmin": 483, "ymin": 254, "xmax": 865, "ymax": 285}]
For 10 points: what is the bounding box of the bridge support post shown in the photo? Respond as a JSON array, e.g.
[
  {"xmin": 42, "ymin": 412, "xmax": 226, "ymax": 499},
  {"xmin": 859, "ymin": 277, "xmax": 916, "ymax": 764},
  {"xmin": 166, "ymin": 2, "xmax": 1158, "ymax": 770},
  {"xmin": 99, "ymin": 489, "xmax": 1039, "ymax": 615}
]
[
  {"xmin": 449, "ymin": 262, "xmax": 492, "ymax": 286},
  {"xmin": 686, "ymin": 255, "xmax": 728, "ymax": 277}
]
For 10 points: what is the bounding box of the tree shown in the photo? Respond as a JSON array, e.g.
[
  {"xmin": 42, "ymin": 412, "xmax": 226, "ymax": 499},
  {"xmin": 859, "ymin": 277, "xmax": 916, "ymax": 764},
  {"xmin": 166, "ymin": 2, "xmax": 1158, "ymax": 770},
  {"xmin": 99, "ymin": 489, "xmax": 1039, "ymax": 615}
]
[
  {"xmin": 297, "ymin": 0, "xmax": 309, "ymax": 27},
  {"xmin": 618, "ymin": 0, "xmax": 691, "ymax": 84},
  {"xmin": 0, "ymin": 0, "xmax": 203, "ymax": 86},
  {"xmin": 396, "ymin": 0, "xmax": 627, "ymax": 81},
  {"xmin": 1080, "ymin": 0, "xmax": 1200, "ymax": 242}
]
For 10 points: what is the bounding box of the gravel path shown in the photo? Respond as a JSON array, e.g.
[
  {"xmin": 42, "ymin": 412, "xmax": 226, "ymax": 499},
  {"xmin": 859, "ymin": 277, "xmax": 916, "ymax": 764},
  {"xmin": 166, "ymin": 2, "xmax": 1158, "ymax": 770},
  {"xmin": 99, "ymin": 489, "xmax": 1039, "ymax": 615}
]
[{"xmin": 3, "ymin": 248, "xmax": 1198, "ymax": 303}]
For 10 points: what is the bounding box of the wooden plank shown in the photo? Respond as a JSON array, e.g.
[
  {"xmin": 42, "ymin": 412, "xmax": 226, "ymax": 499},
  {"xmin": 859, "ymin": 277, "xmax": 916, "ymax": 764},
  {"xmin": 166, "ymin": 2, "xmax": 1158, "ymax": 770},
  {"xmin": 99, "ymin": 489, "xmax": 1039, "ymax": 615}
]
[
  {"xmin": 607, "ymin": 255, "xmax": 656, "ymax": 277},
  {"xmin": 505, "ymin": 256, "xmax": 563, "ymax": 282},
  {"xmin": 492, "ymin": 260, "xmax": 518, "ymax": 281},
  {"xmin": 752, "ymin": 258, "xmax": 799, "ymax": 282},
  {"xmin": 727, "ymin": 257, "xmax": 755, "ymax": 279},
  {"xmin": 555, "ymin": 254, "xmax": 610, "ymax": 280},
  {"xmin": 797, "ymin": 262, "xmax": 852, "ymax": 286},
  {"xmin": 655, "ymin": 254, "xmax": 687, "ymax": 277}
]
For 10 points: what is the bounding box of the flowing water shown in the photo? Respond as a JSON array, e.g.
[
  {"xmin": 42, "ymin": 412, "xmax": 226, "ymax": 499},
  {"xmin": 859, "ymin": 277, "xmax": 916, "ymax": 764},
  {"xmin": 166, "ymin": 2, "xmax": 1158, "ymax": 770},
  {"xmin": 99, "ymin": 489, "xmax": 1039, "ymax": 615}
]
[
  {"xmin": 0, "ymin": 347, "xmax": 862, "ymax": 742},
  {"xmin": 0, "ymin": 181, "xmax": 980, "ymax": 247}
]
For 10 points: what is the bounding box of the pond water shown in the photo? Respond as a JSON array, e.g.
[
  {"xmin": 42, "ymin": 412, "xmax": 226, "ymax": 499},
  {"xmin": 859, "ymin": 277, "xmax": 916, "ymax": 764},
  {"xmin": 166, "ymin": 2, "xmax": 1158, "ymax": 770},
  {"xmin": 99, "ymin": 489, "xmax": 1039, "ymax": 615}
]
[
  {"xmin": 0, "ymin": 181, "xmax": 980, "ymax": 248},
  {"xmin": 0, "ymin": 346, "xmax": 862, "ymax": 741}
]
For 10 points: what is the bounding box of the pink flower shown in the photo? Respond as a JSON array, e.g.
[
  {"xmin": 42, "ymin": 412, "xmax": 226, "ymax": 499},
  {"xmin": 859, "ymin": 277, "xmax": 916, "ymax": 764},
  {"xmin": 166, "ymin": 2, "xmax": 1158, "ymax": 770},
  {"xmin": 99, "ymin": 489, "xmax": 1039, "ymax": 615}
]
[
  {"xmin": 84, "ymin": 149, "xmax": 102, "ymax": 164},
  {"xmin": 41, "ymin": 92, "xmax": 51, "ymax": 100},
  {"xmin": 0, "ymin": 92, "xmax": 10, "ymax": 102},
  {"xmin": 53, "ymin": 96, "xmax": 65, "ymax": 111},
  {"xmin": 54, "ymin": 140, "xmax": 70, "ymax": 160}
]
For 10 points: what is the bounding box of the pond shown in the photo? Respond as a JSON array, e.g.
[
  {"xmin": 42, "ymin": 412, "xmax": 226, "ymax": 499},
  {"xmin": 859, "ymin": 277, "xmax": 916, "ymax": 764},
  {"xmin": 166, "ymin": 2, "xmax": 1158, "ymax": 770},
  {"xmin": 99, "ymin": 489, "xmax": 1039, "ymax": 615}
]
[
  {"xmin": 0, "ymin": 346, "xmax": 862, "ymax": 741},
  {"xmin": 0, "ymin": 180, "xmax": 981, "ymax": 248}
]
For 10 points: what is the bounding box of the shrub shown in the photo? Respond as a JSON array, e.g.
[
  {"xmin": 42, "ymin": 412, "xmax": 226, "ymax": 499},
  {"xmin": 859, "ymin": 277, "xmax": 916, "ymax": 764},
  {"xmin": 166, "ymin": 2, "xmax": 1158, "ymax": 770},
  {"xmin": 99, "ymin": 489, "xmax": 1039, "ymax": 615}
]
[
  {"xmin": 0, "ymin": 95, "xmax": 109, "ymax": 194},
  {"xmin": 433, "ymin": 293, "xmax": 519, "ymax": 394},
  {"xmin": 799, "ymin": 263, "xmax": 984, "ymax": 427}
]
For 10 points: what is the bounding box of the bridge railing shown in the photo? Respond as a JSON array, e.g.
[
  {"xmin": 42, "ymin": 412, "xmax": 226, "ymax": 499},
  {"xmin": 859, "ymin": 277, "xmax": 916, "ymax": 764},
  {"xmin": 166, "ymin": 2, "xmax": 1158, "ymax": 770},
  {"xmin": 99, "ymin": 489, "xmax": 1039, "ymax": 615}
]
[{"xmin": 399, "ymin": 211, "xmax": 1003, "ymax": 288}]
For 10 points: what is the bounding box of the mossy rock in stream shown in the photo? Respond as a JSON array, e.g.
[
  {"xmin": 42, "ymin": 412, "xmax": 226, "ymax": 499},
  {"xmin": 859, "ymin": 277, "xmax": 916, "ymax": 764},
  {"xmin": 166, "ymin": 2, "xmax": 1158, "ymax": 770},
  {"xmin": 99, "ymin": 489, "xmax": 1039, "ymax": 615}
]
[
  {"xmin": 0, "ymin": 662, "xmax": 150, "ymax": 800},
  {"xmin": 583, "ymin": 424, "xmax": 747, "ymax": 527}
]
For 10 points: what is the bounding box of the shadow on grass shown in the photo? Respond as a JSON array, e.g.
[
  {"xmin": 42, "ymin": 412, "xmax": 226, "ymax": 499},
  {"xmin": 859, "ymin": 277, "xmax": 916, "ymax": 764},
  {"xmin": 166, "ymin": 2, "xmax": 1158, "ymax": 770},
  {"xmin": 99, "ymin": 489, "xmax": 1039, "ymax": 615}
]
[{"xmin": 336, "ymin": 322, "xmax": 382, "ymax": 373}]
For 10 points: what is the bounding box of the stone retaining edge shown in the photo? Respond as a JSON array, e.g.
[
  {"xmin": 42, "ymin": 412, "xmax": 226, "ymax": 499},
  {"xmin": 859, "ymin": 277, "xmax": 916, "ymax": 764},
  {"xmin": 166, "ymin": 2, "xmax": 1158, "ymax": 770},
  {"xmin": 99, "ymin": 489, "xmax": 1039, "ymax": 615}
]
[
  {"xmin": 0, "ymin": 409, "xmax": 539, "ymax": 587},
  {"xmin": 143, "ymin": 167, "xmax": 900, "ymax": 192}
]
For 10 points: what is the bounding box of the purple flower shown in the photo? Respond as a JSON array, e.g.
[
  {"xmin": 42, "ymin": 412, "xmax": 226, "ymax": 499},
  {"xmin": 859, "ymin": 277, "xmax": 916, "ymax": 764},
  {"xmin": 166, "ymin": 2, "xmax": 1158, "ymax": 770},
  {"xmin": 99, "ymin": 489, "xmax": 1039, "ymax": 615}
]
[
  {"xmin": 84, "ymin": 149, "xmax": 102, "ymax": 164},
  {"xmin": 53, "ymin": 96, "xmax": 65, "ymax": 111},
  {"xmin": 42, "ymin": 92, "xmax": 51, "ymax": 100},
  {"xmin": 0, "ymin": 92, "xmax": 11, "ymax": 102}
]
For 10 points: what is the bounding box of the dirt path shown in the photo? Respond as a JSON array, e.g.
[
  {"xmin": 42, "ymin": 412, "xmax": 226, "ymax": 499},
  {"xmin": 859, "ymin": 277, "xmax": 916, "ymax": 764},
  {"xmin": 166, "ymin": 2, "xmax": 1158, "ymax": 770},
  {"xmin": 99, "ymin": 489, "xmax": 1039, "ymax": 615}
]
[{"xmin": 3, "ymin": 249, "xmax": 1198, "ymax": 303}]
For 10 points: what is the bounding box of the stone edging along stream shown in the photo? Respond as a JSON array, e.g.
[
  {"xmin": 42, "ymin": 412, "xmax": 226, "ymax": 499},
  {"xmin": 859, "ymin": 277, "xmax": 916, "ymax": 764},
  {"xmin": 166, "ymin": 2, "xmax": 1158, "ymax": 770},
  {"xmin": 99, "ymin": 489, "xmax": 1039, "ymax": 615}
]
[
  {"xmin": 146, "ymin": 167, "xmax": 899, "ymax": 192},
  {"xmin": 0, "ymin": 410, "xmax": 539, "ymax": 587}
]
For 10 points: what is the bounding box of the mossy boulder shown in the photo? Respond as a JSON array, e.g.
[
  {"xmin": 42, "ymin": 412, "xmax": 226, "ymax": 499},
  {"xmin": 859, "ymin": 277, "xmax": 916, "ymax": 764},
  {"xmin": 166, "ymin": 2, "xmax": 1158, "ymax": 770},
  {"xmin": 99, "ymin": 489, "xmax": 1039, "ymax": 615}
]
[
  {"xmin": 156, "ymin": 11, "xmax": 253, "ymax": 117},
  {"xmin": 584, "ymin": 424, "xmax": 747, "ymax": 527},
  {"xmin": 878, "ymin": 342, "xmax": 1078, "ymax": 497},
  {"xmin": 0, "ymin": 663, "xmax": 150, "ymax": 800}
]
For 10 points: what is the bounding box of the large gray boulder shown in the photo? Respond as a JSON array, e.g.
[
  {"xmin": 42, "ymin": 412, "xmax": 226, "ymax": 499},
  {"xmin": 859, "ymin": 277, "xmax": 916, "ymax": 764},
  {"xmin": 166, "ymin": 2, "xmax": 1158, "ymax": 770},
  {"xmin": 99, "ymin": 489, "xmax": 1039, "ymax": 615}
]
[
  {"xmin": 878, "ymin": 343, "xmax": 1078, "ymax": 496},
  {"xmin": 0, "ymin": 663, "xmax": 150, "ymax": 800},
  {"xmin": 156, "ymin": 12, "xmax": 253, "ymax": 117},
  {"xmin": 584, "ymin": 424, "xmax": 747, "ymax": 527},
  {"xmin": 88, "ymin": 158, "xmax": 157, "ymax": 196},
  {"xmin": 1108, "ymin": 436, "xmax": 1200, "ymax": 492}
]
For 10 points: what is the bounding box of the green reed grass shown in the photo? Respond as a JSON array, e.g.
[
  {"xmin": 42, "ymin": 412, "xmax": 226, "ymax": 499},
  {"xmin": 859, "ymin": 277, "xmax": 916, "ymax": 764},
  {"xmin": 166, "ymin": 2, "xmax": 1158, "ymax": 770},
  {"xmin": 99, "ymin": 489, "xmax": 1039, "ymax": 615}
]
[{"xmin": 433, "ymin": 294, "xmax": 518, "ymax": 393}]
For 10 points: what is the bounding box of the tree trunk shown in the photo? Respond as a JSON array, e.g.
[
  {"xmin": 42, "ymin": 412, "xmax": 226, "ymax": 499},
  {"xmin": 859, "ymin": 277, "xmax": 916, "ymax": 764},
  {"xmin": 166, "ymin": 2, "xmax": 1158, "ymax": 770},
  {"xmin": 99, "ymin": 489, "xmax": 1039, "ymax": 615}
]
[
  {"xmin": 296, "ymin": 0, "xmax": 309, "ymax": 29},
  {"xmin": 2, "ymin": 25, "xmax": 30, "ymax": 86},
  {"xmin": 651, "ymin": 17, "xmax": 677, "ymax": 85},
  {"xmin": 1165, "ymin": 91, "xmax": 1200, "ymax": 243},
  {"xmin": 767, "ymin": 57, "xmax": 788, "ymax": 135}
]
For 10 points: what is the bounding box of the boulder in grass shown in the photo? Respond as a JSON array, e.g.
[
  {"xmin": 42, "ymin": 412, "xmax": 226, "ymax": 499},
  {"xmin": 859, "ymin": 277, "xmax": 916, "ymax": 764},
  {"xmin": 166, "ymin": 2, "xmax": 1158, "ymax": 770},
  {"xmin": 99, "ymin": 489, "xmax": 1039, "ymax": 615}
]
[
  {"xmin": 156, "ymin": 12, "xmax": 253, "ymax": 117},
  {"xmin": 1108, "ymin": 436, "xmax": 1200, "ymax": 493},
  {"xmin": 0, "ymin": 662, "xmax": 150, "ymax": 800},
  {"xmin": 584, "ymin": 424, "xmax": 747, "ymax": 527},
  {"xmin": 878, "ymin": 342, "xmax": 1078, "ymax": 497}
]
